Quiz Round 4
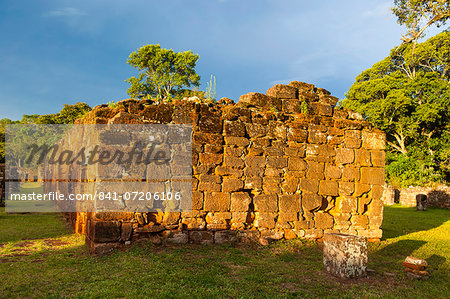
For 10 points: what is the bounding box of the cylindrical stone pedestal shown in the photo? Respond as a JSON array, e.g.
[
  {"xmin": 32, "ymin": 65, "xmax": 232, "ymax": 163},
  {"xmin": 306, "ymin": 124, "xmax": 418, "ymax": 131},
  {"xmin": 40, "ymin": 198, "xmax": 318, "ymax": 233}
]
[{"xmin": 323, "ymin": 233, "xmax": 368, "ymax": 279}]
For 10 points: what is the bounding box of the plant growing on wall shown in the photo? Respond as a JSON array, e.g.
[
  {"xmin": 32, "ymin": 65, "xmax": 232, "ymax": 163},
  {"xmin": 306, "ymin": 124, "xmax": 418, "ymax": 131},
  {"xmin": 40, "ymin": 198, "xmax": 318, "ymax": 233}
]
[
  {"xmin": 125, "ymin": 44, "xmax": 201, "ymax": 101},
  {"xmin": 107, "ymin": 101, "xmax": 118, "ymax": 109},
  {"xmin": 300, "ymin": 97, "xmax": 308, "ymax": 114},
  {"xmin": 205, "ymin": 75, "xmax": 217, "ymax": 102}
]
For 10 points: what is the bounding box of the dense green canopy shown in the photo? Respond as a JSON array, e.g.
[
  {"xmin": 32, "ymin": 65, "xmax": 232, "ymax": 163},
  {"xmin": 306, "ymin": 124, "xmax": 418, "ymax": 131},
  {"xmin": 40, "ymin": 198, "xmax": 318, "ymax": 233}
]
[
  {"xmin": 125, "ymin": 44, "xmax": 200, "ymax": 100},
  {"xmin": 0, "ymin": 102, "xmax": 91, "ymax": 163},
  {"xmin": 342, "ymin": 31, "xmax": 450, "ymax": 186}
]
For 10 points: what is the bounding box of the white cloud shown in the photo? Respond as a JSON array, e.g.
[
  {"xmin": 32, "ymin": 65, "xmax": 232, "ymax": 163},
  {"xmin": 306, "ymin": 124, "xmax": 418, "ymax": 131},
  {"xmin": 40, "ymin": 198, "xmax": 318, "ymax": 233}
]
[{"xmin": 43, "ymin": 7, "xmax": 87, "ymax": 17}]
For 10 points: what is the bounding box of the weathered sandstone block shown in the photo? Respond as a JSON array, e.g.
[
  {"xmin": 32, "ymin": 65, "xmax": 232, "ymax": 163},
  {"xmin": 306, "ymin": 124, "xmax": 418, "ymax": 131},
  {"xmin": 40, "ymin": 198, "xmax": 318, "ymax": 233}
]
[
  {"xmin": 310, "ymin": 102, "xmax": 333, "ymax": 116},
  {"xmin": 254, "ymin": 213, "xmax": 276, "ymax": 229},
  {"xmin": 254, "ymin": 194, "xmax": 278, "ymax": 212},
  {"xmin": 279, "ymin": 194, "xmax": 301, "ymax": 213},
  {"xmin": 204, "ymin": 192, "xmax": 230, "ymax": 212},
  {"xmin": 288, "ymin": 81, "xmax": 314, "ymax": 92},
  {"xmin": 239, "ymin": 92, "xmax": 281, "ymax": 110},
  {"xmin": 222, "ymin": 178, "xmax": 244, "ymax": 192},
  {"xmin": 339, "ymin": 182, "xmax": 355, "ymax": 196},
  {"xmin": 224, "ymin": 120, "xmax": 246, "ymax": 137},
  {"xmin": 319, "ymin": 180, "xmax": 339, "ymax": 196},
  {"xmin": 223, "ymin": 156, "xmax": 245, "ymax": 169},
  {"xmin": 319, "ymin": 94, "xmax": 339, "ymax": 106},
  {"xmin": 315, "ymin": 213, "xmax": 334, "ymax": 229},
  {"xmin": 189, "ymin": 231, "xmax": 214, "ymax": 244},
  {"xmin": 215, "ymin": 230, "xmax": 238, "ymax": 244},
  {"xmin": 362, "ymin": 131, "xmax": 385, "ymax": 150},
  {"xmin": 370, "ymin": 150, "xmax": 385, "ymax": 167},
  {"xmin": 87, "ymin": 220, "xmax": 121, "ymax": 243},
  {"xmin": 282, "ymin": 99, "xmax": 301, "ymax": 113},
  {"xmin": 336, "ymin": 148, "xmax": 355, "ymax": 164},
  {"xmin": 266, "ymin": 84, "xmax": 298, "ymax": 99},
  {"xmin": 323, "ymin": 233, "xmax": 368, "ymax": 279},
  {"xmin": 354, "ymin": 149, "xmax": 372, "ymax": 166},
  {"xmin": 360, "ymin": 167, "xmax": 385, "ymax": 185},
  {"xmin": 230, "ymin": 192, "xmax": 252, "ymax": 212}
]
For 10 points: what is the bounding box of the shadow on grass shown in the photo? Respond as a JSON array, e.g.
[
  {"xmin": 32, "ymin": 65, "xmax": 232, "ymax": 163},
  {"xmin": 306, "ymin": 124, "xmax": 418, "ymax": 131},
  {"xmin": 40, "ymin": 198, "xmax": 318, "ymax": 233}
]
[
  {"xmin": 374, "ymin": 239, "xmax": 427, "ymax": 260},
  {"xmin": 369, "ymin": 239, "xmax": 447, "ymax": 274},
  {"xmin": 427, "ymin": 254, "xmax": 447, "ymax": 271},
  {"xmin": 382, "ymin": 206, "xmax": 450, "ymax": 239}
]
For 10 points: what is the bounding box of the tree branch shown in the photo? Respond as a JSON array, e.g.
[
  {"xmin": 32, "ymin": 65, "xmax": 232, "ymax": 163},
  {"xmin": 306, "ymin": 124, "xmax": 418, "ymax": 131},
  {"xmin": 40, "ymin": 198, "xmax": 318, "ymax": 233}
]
[{"xmin": 387, "ymin": 140, "xmax": 407, "ymax": 154}]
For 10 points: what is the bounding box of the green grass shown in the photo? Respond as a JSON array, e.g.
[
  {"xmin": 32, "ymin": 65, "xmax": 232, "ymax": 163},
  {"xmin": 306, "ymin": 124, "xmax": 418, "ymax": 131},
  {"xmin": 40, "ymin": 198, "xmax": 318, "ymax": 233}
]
[{"xmin": 0, "ymin": 206, "xmax": 449, "ymax": 298}]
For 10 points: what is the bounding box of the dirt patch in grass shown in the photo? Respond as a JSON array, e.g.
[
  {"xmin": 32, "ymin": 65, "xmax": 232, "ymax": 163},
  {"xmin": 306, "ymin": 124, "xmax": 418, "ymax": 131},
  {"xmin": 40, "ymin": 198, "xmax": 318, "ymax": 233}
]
[
  {"xmin": 3, "ymin": 253, "xmax": 29, "ymax": 258},
  {"xmin": 226, "ymin": 263, "xmax": 249, "ymax": 276},
  {"xmin": 279, "ymin": 282, "xmax": 301, "ymax": 292},
  {"xmin": 44, "ymin": 239, "xmax": 70, "ymax": 247},
  {"xmin": 0, "ymin": 258, "xmax": 12, "ymax": 263},
  {"xmin": 14, "ymin": 241, "xmax": 35, "ymax": 248},
  {"xmin": 318, "ymin": 269, "xmax": 405, "ymax": 288},
  {"xmin": 30, "ymin": 259, "xmax": 46, "ymax": 263},
  {"xmin": 11, "ymin": 248, "xmax": 31, "ymax": 252}
]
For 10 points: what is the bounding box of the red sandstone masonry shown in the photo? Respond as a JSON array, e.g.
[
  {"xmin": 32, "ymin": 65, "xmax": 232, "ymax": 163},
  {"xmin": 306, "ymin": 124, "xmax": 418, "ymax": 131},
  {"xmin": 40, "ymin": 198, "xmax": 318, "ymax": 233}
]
[{"xmin": 54, "ymin": 82, "xmax": 385, "ymax": 254}]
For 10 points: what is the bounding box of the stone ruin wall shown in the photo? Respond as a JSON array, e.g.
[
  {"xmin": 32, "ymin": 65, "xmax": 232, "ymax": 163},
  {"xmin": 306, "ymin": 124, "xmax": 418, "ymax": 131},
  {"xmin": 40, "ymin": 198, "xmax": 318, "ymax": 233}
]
[
  {"xmin": 59, "ymin": 81, "xmax": 386, "ymax": 254},
  {"xmin": 382, "ymin": 184, "xmax": 450, "ymax": 209}
]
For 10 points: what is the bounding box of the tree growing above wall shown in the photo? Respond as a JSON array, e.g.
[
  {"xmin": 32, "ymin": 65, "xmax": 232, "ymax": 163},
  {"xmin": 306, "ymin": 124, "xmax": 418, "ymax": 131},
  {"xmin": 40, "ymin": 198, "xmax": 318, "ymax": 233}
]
[
  {"xmin": 393, "ymin": 0, "xmax": 450, "ymax": 46},
  {"xmin": 342, "ymin": 5, "xmax": 450, "ymax": 187},
  {"xmin": 125, "ymin": 44, "xmax": 201, "ymax": 100}
]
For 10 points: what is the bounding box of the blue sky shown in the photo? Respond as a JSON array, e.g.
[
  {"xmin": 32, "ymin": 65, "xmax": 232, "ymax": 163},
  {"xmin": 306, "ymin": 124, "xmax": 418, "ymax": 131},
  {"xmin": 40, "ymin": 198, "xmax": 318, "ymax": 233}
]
[{"xmin": 0, "ymin": 0, "xmax": 439, "ymax": 120}]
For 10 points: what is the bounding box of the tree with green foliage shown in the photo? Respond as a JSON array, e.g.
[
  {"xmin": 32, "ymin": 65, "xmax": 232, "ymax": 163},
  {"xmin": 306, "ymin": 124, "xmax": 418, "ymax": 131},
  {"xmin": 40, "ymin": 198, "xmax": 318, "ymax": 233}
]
[
  {"xmin": 342, "ymin": 31, "xmax": 450, "ymax": 186},
  {"xmin": 57, "ymin": 102, "xmax": 91, "ymax": 124},
  {"xmin": 20, "ymin": 103, "xmax": 91, "ymax": 125},
  {"xmin": 0, "ymin": 102, "xmax": 91, "ymax": 163},
  {"xmin": 393, "ymin": 0, "xmax": 450, "ymax": 47},
  {"xmin": 342, "ymin": 0, "xmax": 450, "ymax": 187},
  {"xmin": 0, "ymin": 119, "xmax": 18, "ymax": 163},
  {"xmin": 125, "ymin": 44, "xmax": 200, "ymax": 100}
]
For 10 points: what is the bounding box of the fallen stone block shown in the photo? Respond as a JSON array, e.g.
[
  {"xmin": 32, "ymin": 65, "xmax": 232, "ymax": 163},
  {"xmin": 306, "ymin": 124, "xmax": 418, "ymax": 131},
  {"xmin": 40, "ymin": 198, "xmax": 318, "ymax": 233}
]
[
  {"xmin": 404, "ymin": 256, "xmax": 428, "ymax": 267},
  {"xmin": 403, "ymin": 261, "xmax": 426, "ymax": 271}
]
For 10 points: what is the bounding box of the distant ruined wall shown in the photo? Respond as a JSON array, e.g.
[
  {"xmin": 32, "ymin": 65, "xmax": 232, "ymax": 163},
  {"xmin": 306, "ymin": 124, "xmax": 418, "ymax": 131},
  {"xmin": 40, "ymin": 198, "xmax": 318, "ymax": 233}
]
[
  {"xmin": 57, "ymin": 81, "xmax": 386, "ymax": 254},
  {"xmin": 382, "ymin": 184, "xmax": 450, "ymax": 209}
]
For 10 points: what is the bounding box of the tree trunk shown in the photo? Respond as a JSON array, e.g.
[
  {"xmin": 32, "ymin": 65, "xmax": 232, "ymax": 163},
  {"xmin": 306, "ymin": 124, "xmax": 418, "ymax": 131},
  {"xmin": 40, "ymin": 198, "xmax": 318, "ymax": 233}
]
[{"xmin": 388, "ymin": 131, "xmax": 408, "ymax": 155}]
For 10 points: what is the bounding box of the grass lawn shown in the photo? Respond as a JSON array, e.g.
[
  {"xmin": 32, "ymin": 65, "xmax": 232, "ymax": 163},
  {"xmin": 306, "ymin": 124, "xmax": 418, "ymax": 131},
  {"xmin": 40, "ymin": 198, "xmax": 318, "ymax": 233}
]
[{"xmin": 0, "ymin": 206, "xmax": 449, "ymax": 298}]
